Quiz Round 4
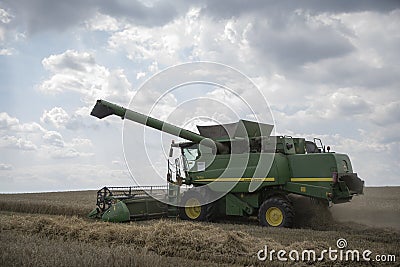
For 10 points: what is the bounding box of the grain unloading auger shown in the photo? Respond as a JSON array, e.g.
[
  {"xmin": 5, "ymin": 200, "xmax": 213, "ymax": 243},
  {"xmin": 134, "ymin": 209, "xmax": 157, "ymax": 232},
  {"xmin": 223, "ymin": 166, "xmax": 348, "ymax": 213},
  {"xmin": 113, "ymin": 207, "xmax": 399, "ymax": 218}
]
[{"xmin": 88, "ymin": 99, "xmax": 364, "ymax": 227}]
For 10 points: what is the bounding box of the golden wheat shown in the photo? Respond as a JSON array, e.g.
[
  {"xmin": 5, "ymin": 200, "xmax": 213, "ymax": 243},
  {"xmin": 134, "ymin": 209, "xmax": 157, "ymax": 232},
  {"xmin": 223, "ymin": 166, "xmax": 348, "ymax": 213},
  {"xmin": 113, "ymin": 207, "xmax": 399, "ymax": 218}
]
[{"xmin": 0, "ymin": 188, "xmax": 399, "ymax": 266}]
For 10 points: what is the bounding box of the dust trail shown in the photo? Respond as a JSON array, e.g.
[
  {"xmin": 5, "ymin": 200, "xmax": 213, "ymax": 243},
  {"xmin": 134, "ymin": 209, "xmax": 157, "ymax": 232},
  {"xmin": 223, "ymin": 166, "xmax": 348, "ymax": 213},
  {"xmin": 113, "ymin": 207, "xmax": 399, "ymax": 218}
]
[{"xmin": 290, "ymin": 195, "xmax": 334, "ymax": 230}]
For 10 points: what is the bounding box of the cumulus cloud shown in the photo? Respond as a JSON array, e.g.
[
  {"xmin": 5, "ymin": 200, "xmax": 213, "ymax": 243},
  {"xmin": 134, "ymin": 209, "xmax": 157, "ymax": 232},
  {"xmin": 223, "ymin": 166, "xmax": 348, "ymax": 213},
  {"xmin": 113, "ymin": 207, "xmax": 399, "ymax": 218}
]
[
  {"xmin": 0, "ymin": 7, "xmax": 17, "ymax": 55},
  {"xmin": 330, "ymin": 91, "xmax": 372, "ymax": 116},
  {"xmin": 0, "ymin": 135, "xmax": 37, "ymax": 150},
  {"xmin": 40, "ymin": 129, "xmax": 94, "ymax": 159},
  {"xmin": 0, "ymin": 7, "xmax": 13, "ymax": 41},
  {"xmin": 247, "ymin": 16, "xmax": 354, "ymax": 69},
  {"xmin": 0, "ymin": 111, "xmax": 94, "ymax": 161},
  {"xmin": 1, "ymin": 1, "xmax": 400, "ymax": 191},
  {"xmin": 38, "ymin": 127, "xmax": 94, "ymax": 159},
  {"xmin": 38, "ymin": 50, "xmax": 132, "ymax": 104},
  {"xmin": 1, "ymin": 112, "xmax": 45, "ymax": 133},
  {"xmin": 107, "ymin": 7, "xmax": 204, "ymax": 66},
  {"xmin": 0, "ymin": 48, "xmax": 15, "ymax": 56},
  {"xmin": 371, "ymin": 101, "xmax": 400, "ymax": 126},
  {"xmin": 40, "ymin": 107, "xmax": 69, "ymax": 128},
  {"xmin": 85, "ymin": 12, "xmax": 121, "ymax": 32},
  {"xmin": 50, "ymin": 147, "xmax": 93, "ymax": 159},
  {"xmin": 0, "ymin": 8, "xmax": 13, "ymax": 24},
  {"xmin": 43, "ymin": 131, "xmax": 64, "ymax": 148},
  {"xmin": 3, "ymin": 0, "xmax": 399, "ymax": 39},
  {"xmin": 40, "ymin": 106, "xmax": 101, "ymax": 131},
  {"xmin": 2, "ymin": 0, "xmax": 178, "ymax": 35},
  {"xmin": 200, "ymin": 0, "xmax": 400, "ymax": 18},
  {"xmin": 0, "ymin": 112, "xmax": 44, "ymax": 151},
  {"xmin": 0, "ymin": 112, "xmax": 19, "ymax": 130},
  {"xmin": 0, "ymin": 163, "xmax": 12, "ymax": 170},
  {"xmin": 295, "ymin": 10, "xmax": 400, "ymax": 90}
]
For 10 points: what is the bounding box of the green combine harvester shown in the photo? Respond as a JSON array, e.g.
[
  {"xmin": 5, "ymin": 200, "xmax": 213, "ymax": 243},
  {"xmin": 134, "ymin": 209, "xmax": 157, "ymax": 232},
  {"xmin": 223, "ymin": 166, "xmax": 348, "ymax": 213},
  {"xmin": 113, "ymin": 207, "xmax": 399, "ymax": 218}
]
[{"xmin": 88, "ymin": 99, "xmax": 364, "ymax": 227}]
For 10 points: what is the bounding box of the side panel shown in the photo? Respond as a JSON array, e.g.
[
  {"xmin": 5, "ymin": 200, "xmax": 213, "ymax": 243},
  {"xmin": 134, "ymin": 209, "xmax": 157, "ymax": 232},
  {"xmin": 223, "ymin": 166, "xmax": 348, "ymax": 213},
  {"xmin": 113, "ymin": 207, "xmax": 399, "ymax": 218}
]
[
  {"xmin": 285, "ymin": 153, "xmax": 358, "ymax": 202},
  {"xmin": 284, "ymin": 153, "xmax": 335, "ymax": 199},
  {"xmin": 288, "ymin": 153, "xmax": 337, "ymax": 178},
  {"xmin": 190, "ymin": 153, "xmax": 291, "ymax": 193},
  {"xmin": 288, "ymin": 153, "xmax": 353, "ymax": 177}
]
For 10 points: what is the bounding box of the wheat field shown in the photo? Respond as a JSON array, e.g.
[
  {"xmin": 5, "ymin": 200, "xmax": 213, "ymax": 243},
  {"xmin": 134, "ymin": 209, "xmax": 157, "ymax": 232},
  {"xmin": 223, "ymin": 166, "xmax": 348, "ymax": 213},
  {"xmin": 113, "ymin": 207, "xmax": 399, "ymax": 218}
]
[{"xmin": 0, "ymin": 187, "xmax": 399, "ymax": 266}]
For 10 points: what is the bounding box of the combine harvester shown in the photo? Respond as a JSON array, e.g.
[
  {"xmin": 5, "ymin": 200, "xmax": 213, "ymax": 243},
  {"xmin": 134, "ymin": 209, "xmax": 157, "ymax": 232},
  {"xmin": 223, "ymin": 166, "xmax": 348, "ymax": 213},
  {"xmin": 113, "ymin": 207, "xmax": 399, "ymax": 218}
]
[{"xmin": 88, "ymin": 99, "xmax": 364, "ymax": 227}]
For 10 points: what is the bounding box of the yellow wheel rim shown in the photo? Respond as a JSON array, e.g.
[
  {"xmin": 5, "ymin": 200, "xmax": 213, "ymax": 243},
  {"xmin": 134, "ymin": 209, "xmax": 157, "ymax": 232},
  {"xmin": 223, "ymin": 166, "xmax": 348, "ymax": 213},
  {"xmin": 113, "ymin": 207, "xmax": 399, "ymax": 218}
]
[
  {"xmin": 266, "ymin": 207, "xmax": 283, "ymax": 226},
  {"xmin": 185, "ymin": 198, "xmax": 201, "ymax": 219}
]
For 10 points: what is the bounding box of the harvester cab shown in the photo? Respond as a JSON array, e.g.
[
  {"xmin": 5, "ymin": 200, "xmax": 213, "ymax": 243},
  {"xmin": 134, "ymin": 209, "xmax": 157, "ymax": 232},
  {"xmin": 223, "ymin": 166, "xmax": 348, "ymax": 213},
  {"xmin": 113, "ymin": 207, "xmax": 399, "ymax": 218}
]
[{"xmin": 88, "ymin": 99, "xmax": 364, "ymax": 227}]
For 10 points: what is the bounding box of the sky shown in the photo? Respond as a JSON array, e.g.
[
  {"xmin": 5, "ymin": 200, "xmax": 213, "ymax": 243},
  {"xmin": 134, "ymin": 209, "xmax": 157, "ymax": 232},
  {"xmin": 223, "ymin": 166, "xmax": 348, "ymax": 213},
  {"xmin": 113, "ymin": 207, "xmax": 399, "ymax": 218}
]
[{"xmin": 0, "ymin": 0, "xmax": 399, "ymax": 192}]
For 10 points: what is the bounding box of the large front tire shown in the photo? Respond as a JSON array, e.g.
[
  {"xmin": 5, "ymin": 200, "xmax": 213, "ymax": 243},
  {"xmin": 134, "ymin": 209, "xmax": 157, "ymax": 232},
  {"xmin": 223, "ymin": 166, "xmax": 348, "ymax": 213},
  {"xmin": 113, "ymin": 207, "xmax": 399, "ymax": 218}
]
[
  {"xmin": 179, "ymin": 190, "xmax": 215, "ymax": 222},
  {"xmin": 258, "ymin": 196, "xmax": 294, "ymax": 227}
]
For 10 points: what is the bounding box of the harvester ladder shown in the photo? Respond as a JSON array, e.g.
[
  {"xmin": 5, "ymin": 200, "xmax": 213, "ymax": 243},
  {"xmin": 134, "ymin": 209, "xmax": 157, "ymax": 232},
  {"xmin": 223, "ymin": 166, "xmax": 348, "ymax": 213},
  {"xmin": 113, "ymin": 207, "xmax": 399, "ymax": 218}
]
[{"xmin": 167, "ymin": 183, "xmax": 180, "ymax": 217}]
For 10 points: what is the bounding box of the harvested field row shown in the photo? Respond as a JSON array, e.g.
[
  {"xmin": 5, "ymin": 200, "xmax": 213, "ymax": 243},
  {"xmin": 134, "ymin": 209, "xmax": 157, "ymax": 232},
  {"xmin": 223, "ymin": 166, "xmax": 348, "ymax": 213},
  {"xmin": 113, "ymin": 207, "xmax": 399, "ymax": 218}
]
[
  {"xmin": 0, "ymin": 229, "xmax": 227, "ymax": 267},
  {"xmin": 0, "ymin": 188, "xmax": 399, "ymax": 266},
  {"xmin": 1, "ymin": 212, "xmax": 399, "ymax": 266}
]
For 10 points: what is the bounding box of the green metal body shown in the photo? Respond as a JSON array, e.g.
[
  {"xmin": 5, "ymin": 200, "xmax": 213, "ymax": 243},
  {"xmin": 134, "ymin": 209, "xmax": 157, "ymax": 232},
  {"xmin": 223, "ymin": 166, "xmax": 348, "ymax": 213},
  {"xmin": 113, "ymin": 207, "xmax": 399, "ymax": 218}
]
[
  {"xmin": 102, "ymin": 201, "xmax": 130, "ymax": 222},
  {"xmin": 89, "ymin": 99, "xmax": 364, "ymax": 222}
]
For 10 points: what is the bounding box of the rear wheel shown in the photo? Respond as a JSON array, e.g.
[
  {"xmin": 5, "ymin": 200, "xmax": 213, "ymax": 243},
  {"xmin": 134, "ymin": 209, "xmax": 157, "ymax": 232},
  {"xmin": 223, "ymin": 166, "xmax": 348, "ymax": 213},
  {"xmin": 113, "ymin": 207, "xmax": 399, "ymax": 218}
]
[
  {"xmin": 259, "ymin": 196, "xmax": 294, "ymax": 227},
  {"xmin": 179, "ymin": 190, "xmax": 215, "ymax": 221}
]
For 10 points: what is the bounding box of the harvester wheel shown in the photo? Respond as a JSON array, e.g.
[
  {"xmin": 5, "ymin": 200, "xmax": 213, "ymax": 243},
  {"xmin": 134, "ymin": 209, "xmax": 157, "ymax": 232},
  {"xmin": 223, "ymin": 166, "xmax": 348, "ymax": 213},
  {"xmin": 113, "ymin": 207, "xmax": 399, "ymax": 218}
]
[
  {"xmin": 179, "ymin": 190, "xmax": 214, "ymax": 222},
  {"xmin": 259, "ymin": 196, "xmax": 294, "ymax": 228}
]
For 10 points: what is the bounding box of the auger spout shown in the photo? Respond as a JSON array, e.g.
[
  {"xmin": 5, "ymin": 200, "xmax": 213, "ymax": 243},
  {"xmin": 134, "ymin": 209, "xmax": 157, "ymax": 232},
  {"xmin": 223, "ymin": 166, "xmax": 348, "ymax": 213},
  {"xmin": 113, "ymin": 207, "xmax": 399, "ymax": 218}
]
[{"xmin": 90, "ymin": 99, "xmax": 227, "ymax": 153}]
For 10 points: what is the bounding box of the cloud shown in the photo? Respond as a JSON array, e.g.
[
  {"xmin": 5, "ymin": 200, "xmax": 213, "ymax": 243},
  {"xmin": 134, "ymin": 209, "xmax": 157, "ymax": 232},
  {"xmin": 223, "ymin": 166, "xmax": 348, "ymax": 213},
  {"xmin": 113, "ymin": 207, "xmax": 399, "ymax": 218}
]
[
  {"xmin": 0, "ymin": 112, "xmax": 19, "ymax": 130},
  {"xmin": 85, "ymin": 12, "xmax": 121, "ymax": 32},
  {"xmin": 200, "ymin": 0, "xmax": 400, "ymax": 18},
  {"xmin": 371, "ymin": 101, "xmax": 400, "ymax": 126},
  {"xmin": 0, "ymin": 8, "xmax": 13, "ymax": 24},
  {"xmin": 0, "ymin": 7, "xmax": 13, "ymax": 43},
  {"xmin": 3, "ymin": 0, "xmax": 399, "ymax": 38},
  {"xmin": 42, "ymin": 49, "xmax": 96, "ymax": 73},
  {"xmin": 1, "ymin": 1, "xmax": 400, "ymax": 192},
  {"xmin": 2, "ymin": 0, "xmax": 179, "ymax": 35},
  {"xmin": 43, "ymin": 131, "xmax": 64, "ymax": 148},
  {"xmin": 0, "ymin": 113, "xmax": 43, "ymax": 151},
  {"xmin": 40, "ymin": 130, "xmax": 94, "ymax": 159},
  {"xmin": 0, "ymin": 135, "xmax": 37, "ymax": 150},
  {"xmin": 295, "ymin": 10, "xmax": 400, "ymax": 90},
  {"xmin": 107, "ymin": 7, "xmax": 204, "ymax": 66},
  {"xmin": 0, "ymin": 163, "xmax": 12, "ymax": 170},
  {"xmin": 327, "ymin": 89, "xmax": 373, "ymax": 117},
  {"xmin": 39, "ymin": 127, "xmax": 94, "ymax": 159},
  {"xmin": 0, "ymin": 112, "xmax": 45, "ymax": 133},
  {"xmin": 0, "ymin": 112, "xmax": 94, "ymax": 160},
  {"xmin": 38, "ymin": 50, "xmax": 132, "ymax": 104},
  {"xmin": 40, "ymin": 107, "xmax": 69, "ymax": 129},
  {"xmin": 0, "ymin": 48, "xmax": 15, "ymax": 55},
  {"xmin": 40, "ymin": 106, "xmax": 101, "ymax": 131},
  {"xmin": 246, "ymin": 15, "xmax": 354, "ymax": 69},
  {"xmin": 50, "ymin": 147, "xmax": 93, "ymax": 159},
  {"xmin": 71, "ymin": 138, "xmax": 92, "ymax": 148}
]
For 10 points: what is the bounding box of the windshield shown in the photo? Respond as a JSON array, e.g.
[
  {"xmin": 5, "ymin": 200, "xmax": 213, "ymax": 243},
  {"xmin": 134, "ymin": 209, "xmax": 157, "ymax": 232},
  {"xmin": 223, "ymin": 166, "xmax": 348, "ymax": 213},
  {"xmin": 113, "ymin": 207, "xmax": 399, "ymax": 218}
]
[{"xmin": 182, "ymin": 145, "xmax": 198, "ymax": 170}]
